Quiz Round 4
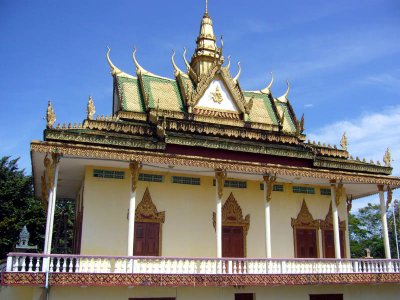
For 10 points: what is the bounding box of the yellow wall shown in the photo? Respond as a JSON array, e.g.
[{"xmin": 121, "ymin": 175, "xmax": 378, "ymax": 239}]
[
  {"xmin": 2, "ymin": 284, "xmax": 399, "ymax": 300},
  {"xmin": 81, "ymin": 166, "xmax": 349, "ymax": 258}
]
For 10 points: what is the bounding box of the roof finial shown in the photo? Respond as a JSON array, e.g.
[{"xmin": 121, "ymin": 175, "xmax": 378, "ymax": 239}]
[
  {"xmin": 340, "ymin": 132, "xmax": 348, "ymax": 151},
  {"xmin": 277, "ymin": 80, "xmax": 290, "ymax": 102},
  {"xmin": 261, "ymin": 72, "xmax": 274, "ymax": 94},
  {"xmin": 87, "ymin": 96, "xmax": 95, "ymax": 120},
  {"xmin": 171, "ymin": 49, "xmax": 184, "ymax": 77},
  {"xmin": 46, "ymin": 101, "xmax": 56, "ymax": 129},
  {"xmin": 383, "ymin": 147, "xmax": 392, "ymax": 167},
  {"xmin": 233, "ymin": 62, "xmax": 241, "ymax": 83},
  {"xmin": 106, "ymin": 47, "xmax": 122, "ymax": 76},
  {"xmin": 205, "ymin": 0, "xmax": 209, "ymax": 15}
]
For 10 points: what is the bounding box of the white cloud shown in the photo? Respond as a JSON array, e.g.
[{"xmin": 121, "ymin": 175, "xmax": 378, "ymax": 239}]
[
  {"xmin": 307, "ymin": 105, "xmax": 400, "ymax": 211},
  {"xmin": 304, "ymin": 104, "xmax": 313, "ymax": 108}
]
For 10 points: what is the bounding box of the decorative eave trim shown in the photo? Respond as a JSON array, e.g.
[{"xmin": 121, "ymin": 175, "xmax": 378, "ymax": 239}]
[
  {"xmin": 30, "ymin": 141, "xmax": 400, "ymax": 186},
  {"xmin": 4, "ymin": 272, "xmax": 400, "ymax": 287},
  {"xmin": 45, "ymin": 130, "xmax": 164, "ymax": 151},
  {"xmin": 116, "ymin": 111, "xmax": 147, "ymax": 121},
  {"xmin": 83, "ymin": 120, "xmax": 154, "ymax": 136},
  {"xmin": 165, "ymin": 134, "xmax": 313, "ymax": 160},
  {"xmin": 166, "ymin": 119, "xmax": 300, "ymax": 144},
  {"xmin": 314, "ymin": 157, "xmax": 392, "ymax": 176}
]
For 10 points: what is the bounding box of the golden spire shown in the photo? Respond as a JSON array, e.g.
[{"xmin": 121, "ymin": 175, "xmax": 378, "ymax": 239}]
[{"xmin": 190, "ymin": 2, "xmax": 222, "ymax": 79}]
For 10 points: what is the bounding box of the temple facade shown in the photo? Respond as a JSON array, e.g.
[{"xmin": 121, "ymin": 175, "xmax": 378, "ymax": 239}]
[{"xmin": 2, "ymin": 3, "xmax": 400, "ymax": 300}]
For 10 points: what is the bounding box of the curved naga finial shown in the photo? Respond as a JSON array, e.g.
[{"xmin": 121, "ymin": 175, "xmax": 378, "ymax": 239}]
[
  {"xmin": 132, "ymin": 47, "xmax": 153, "ymax": 75},
  {"xmin": 106, "ymin": 47, "xmax": 122, "ymax": 76},
  {"xmin": 233, "ymin": 62, "xmax": 241, "ymax": 83},
  {"xmin": 261, "ymin": 72, "xmax": 274, "ymax": 94},
  {"xmin": 277, "ymin": 80, "xmax": 290, "ymax": 102},
  {"xmin": 183, "ymin": 47, "xmax": 191, "ymax": 72},
  {"xmin": 171, "ymin": 49, "xmax": 184, "ymax": 76},
  {"xmin": 225, "ymin": 55, "xmax": 231, "ymax": 70}
]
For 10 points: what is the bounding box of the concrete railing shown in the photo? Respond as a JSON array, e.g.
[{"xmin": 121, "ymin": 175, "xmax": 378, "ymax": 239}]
[{"xmin": 6, "ymin": 253, "xmax": 400, "ymax": 275}]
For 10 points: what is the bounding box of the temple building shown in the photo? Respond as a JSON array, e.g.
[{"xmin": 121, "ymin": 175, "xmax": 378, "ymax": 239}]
[{"xmin": 2, "ymin": 3, "xmax": 400, "ymax": 300}]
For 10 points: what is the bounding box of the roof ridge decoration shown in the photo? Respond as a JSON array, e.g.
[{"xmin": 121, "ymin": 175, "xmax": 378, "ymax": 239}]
[
  {"xmin": 171, "ymin": 50, "xmax": 186, "ymax": 77},
  {"xmin": 106, "ymin": 47, "xmax": 135, "ymax": 78},
  {"xmin": 86, "ymin": 96, "xmax": 95, "ymax": 120},
  {"xmin": 46, "ymin": 101, "xmax": 56, "ymax": 129},
  {"xmin": 260, "ymin": 73, "xmax": 274, "ymax": 95},
  {"xmin": 276, "ymin": 80, "xmax": 290, "ymax": 103}
]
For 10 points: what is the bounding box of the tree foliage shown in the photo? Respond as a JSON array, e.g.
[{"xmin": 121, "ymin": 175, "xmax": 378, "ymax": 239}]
[
  {"xmin": 349, "ymin": 201, "xmax": 400, "ymax": 258},
  {"xmin": 0, "ymin": 156, "xmax": 46, "ymax": 259}
]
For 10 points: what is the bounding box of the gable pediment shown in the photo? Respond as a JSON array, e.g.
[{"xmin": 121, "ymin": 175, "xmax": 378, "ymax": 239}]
[{"xmin": 195, "ymin": 78, "xmax": 239, "ymax": 113}]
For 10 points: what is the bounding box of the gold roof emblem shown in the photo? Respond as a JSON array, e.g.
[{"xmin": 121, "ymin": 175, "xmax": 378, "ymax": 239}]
[{"xmin": 210, "ymin": 85, "xmax": 223, "ymax": 104}]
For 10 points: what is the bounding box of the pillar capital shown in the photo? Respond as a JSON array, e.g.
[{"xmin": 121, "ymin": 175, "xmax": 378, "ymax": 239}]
[
  {"xmin": 263, "ymin": 173, "xmax": 277, "ymax": 203},
  {"xmin": 129, "ymin": 161, "xmax": 142, "ymax": 193},
  {"xmin": 215, "ymin": 169, "xmax": 226, "ymax": 199}
]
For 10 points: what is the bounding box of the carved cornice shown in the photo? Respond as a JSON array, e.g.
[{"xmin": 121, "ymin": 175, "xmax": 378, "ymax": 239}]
[
  {"xmin": 314, "ymin": 157, "xmax": 391, "ymax": 175},
  {"xmin": 83, "ymin": 120, "xmax": 154, "ymax": 136},
  {"xmin": 135, "ymin": 187, "xmax": 165, "ymax": 223},
  {"xmin": 167, "ymin": 120, "xmax": 300, "ymax": 145},
  {"xmin": 291, "ymin": 199, "xmax": 320, "ymax": 228},
  {"xmin": 45, "ymin": 130, "xmax": 165, "ymax": 151},
  {"xmin": 116, "ymin": 111, "xmax": 147, "ymax": 121},
  {"xmin": 192, "ymin": 107, "xmax": 240, "ymax": 119},
  {"xmin": 30, "ymin": 141, "xmax": 400, "ymax": 187},
  {"xmin": 165, "ymin": 134, "xmax": 313, "ymax": 160}
]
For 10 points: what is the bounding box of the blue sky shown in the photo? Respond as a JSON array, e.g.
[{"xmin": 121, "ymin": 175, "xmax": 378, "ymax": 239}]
[{"xmin": 1, "ymin": 0, "xmax": 399, "ymax": 211}]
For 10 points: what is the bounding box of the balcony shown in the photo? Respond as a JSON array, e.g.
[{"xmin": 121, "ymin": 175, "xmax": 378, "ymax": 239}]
[{"xmin": 3, "ymin": 253, "xmax": 400, "ymax": 287}]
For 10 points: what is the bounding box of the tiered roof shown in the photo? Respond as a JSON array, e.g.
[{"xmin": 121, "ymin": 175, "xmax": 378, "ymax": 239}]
[{"xmin": 41, "ymin": 6, "xmax": 394, "ymax": 179}]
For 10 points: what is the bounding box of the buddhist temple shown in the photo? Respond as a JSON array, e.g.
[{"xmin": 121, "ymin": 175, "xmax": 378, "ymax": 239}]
[{"xmin": 2, "ymin": 2, "xmax": 400, "ymax": 300}]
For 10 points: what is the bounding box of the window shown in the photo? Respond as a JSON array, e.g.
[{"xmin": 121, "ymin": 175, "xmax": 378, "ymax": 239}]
[
  {"xmin": 320, "ymin": 188, "xmax": 331, "ymax": 196},
  {"xmin": 213, "ymin": 179, "xmax": 247, "ymax": 188},
  {"xmin": 93, "ymin": 169, "xmax": 124, "ymax": 179},
  {"xmin": 322, "ymin": 229, "xmax": 345, "ymax": 258},
  {"xmin": 293, "ymin": 186, "xmax": 315, "ymax": 194},
  {"xmin": 172, "ymin": 176, "xmax": 200, "ymax": 185},
  {"xmin": 260, "ymin": 183, "xmax": 284, "ymax": 191},
  {"xmin": 235, "ymin": 294, "xmax": 254, "ymax": 300},
  {"xmin": 310, "ymin": 295, "xmax": 343, "ymax": 300},
  {"xmin": 138, "ymin": 173, "xmax": 163, "ymax": 183},
  {"xmin": 295, "ymin": 228, "xmax": 318, "ymax": 258}
]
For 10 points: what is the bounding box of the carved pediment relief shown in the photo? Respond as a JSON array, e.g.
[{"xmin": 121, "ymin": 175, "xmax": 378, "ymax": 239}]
[
  {"xmin": 135, "ymin": 187, "xmax": 165, "ymax": 223},
  {"xmin": 213, "ymin": 192, "xmax": 250, "ymax": 236},
  {"xmin": 291, "ymin": 199, "xmax": 319, "ymax": 228},
  {"xmin": 320, "ymin": 202, "xmax": 346, "ymax": 229}
]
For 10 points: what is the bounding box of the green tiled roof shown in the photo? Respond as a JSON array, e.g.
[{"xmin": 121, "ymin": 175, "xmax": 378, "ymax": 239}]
[
  {"xmin": 243, "ymin": 92, "xmax": 278, "ymax": 125},
  {"xmin": 116, "ymin": 76, "xmax": 145, "ymax": 112},
  {"xmin": 275, "ymin": 101, "xmax": 296, "ymax": 133}
]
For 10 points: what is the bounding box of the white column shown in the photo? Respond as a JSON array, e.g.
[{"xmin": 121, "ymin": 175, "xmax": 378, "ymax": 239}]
[
  {"xmin": 263, "ymin": 175, "xmax": 275, "ymax": 258},
  {"xmin": 44, "ymin": 154, "xmax": 61, "ymax": 255},
  {"xmin": 215, "ymin": 170, "xmax": 225, "ymax": 258},
  {"xmin": 127, "ymin": 161, "xmax": 141, "ymax": 256},
  {"xmin": 330, "ymin": 181, "xmax": 341, "ymax": 259},
  {"xmin": 378, "ymin": 185, "xmax": 391, "ymax": 259}
]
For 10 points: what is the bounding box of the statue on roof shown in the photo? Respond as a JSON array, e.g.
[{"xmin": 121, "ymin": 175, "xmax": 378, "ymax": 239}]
[
  {"xmin": 46, "ymin": 101, "xmax": 56, "ymax": 128},
  {"xmin": 340, "ymin": 132, "xmax": 348, "ymax": 151},
  {"xmin": 87, "ymin": 96, "xmax": 96, "ymax": 120},
  {"xmin": 383, "ymin": 147, "xmax": 391, "ymax": 167}
]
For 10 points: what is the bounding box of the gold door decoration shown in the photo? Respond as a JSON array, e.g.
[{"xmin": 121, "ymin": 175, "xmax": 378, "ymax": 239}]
[
  {"xmin": 291, "ymin": 199, "xmax": 319, "ymax": 229},
  {"xmin": 320, "ymin": 202, "xmax": 346, "ymax": 230},
  {"xmin": 135, "ymin": 187, "xmax": 165, "ymax": 256},
  {"xmin": 291, "ymin": 199, "xmax": 320, "ymax": 258},
  {"xmin": 135, "ymin": 187, "xmax": 165, "ymax": 223},
  {"xmin": 213, "ymin": 192, "xmax": 250, "ymax": 256},
  {"xmin": 320, "ymin": 202, "xmax": 347, "ymax": 258}
]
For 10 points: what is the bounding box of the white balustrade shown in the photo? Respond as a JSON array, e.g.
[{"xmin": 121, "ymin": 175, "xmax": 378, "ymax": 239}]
[{"xmin": 4, "ymin": 253, "xmax": 400, "ymax": 278}]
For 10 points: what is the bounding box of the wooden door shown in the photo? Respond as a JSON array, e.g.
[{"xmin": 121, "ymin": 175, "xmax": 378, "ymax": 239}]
[
  {"xmin": 222, "ymin": 226, "xmax": 244, "ymax": 258},
  {"xmin": 134, "ymin": 222, "xmax": 160, "ymax": 256},
  {"xmin": 296, "ymin": 228, "xmax": 317, "ymax": 258},
  {"xmin": 323, "ymin": 230, "xmax": 345, "ymax": 258}
]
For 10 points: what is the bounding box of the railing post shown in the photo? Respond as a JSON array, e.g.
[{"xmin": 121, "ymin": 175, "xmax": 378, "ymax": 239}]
[{"xmin": 6, "ymin": 256, "xmax": 13, "ymax": 272}]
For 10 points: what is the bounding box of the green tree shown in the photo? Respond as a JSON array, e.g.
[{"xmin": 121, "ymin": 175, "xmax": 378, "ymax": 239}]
[
  {"xmin": 0, "ymin": 156, "xmax": 46, "ymax": 259},
  {"xmin": 349, "ymin": 202, "xmax": 400, "ymax": 259}
]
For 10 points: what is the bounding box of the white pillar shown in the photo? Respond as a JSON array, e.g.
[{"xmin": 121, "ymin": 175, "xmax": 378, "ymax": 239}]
[
  {"xmin": 43, "ymin": 154, "xmax": 60, "ymax": 255},
  {"xmin": 127, "ymin": 161, "xmax": 141, "ymax": 256},
  {"xmin": 215, "ymin": 170, "xmax": 225, "ymax": 258},
  {"xmin": 263, "ymin": 175, "xmax": 275, "ymax": 258},
  {"xmin": 378, "ymin": 185, "xmax": 391, "ymax": 259},
  {"xmin": 330, "ymin": 181, "xmax": 341, "ymax": 259}
]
